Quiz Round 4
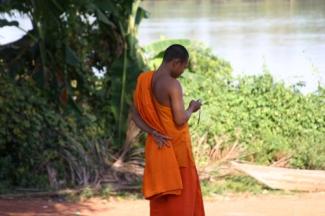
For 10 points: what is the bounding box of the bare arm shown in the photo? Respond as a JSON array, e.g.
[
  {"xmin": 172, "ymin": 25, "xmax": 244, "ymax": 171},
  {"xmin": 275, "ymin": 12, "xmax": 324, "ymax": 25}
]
[
  {"xmin": 131, "ymin": 105, "xmax": 171, "ymax": 148},
  {"xmin": 169, "ymin": 80, "xmax": 201, "ymax": 126},
  {"xmin": 131, "ymin": 105, "xmax": 155, "ymax": 134}
]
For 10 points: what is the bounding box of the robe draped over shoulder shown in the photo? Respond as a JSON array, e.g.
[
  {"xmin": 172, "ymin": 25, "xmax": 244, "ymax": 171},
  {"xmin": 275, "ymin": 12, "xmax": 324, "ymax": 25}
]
[{"xmin": 134, "ymin": 71, "xmax": 205, "ymax": 215}]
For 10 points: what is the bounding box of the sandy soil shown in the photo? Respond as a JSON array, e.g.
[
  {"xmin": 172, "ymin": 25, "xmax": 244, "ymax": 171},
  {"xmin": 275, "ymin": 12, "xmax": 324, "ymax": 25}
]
[{"xmin": 1, "ymin": 192, "xmax": 325, "ymax": 216}]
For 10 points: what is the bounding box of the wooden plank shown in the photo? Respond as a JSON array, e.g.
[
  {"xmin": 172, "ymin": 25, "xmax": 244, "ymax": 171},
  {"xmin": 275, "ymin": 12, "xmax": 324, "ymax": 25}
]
[{"xmin": 231, "ymin": 161, "xmax": 325, "ymax": 192}]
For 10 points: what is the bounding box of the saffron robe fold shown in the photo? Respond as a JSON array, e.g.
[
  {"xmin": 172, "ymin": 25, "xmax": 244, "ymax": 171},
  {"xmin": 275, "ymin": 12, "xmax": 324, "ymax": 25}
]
[
  {"xmin": 134, "ymin": 71, "xmax": 205, "ymax": 216},
  {"xmin": 150, "ymin": 165, "xmax": 205, "ymax": 216},
  {"xmin": 134, "ymin": 71, "xmax": 183, "ymax": 199}
]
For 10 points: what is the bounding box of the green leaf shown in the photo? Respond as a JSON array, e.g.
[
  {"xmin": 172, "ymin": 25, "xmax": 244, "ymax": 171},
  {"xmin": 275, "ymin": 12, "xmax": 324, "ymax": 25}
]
[
  {"xmin": 87, "ymin": 3, "xmax": 115, "ymax": 27},
  {"xmin": 65, "ymin": 46, "xmax": 80, "ymax": 66},
  {"xmin": 96, "ymin": 8, "xmax": 115, "ymax": 27},
  {"xmin": 135, "ymin": 7, "xmax": 148, "ymax": 26},
  {"xmin": 0, "ymin": 19, "xmax": 19, "ymax": 27},
  {"xmin": 144, "ymin": 39, "xmax": 191, "ymax": 58}
]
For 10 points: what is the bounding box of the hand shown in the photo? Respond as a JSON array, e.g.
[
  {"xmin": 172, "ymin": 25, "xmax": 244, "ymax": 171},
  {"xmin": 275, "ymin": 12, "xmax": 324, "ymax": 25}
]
[
  {"xmin": 152, "ymin": 130, "xmax": 171, "ymax": 149},
  {"xmin": 189, "ymin": 99, "xmax": 202, "ymax": 113}
]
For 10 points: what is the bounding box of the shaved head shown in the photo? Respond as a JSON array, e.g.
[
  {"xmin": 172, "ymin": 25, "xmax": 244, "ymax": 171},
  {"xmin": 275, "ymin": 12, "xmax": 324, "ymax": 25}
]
[{"xmin": 163, "ymin": 44, "xmax": 189, "ymax": 63}]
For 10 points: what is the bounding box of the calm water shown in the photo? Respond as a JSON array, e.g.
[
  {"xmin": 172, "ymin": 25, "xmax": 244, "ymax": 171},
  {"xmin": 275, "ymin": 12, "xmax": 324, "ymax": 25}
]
[{"xmin": 139, "ymin": 0, "xmax": 325, "ymax": 93}]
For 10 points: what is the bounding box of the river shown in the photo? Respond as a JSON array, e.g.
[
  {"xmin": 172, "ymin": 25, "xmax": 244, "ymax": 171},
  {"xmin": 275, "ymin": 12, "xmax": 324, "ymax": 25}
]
[{"xmin": 139, "ymin": 0, "xmax": 325, "ymax": 93}]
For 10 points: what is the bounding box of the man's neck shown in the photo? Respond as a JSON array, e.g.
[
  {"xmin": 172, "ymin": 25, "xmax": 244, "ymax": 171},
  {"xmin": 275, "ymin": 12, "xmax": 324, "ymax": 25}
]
[{"xmin": 156, "ymin": 64, "xmax": 172, "ymax": 78}]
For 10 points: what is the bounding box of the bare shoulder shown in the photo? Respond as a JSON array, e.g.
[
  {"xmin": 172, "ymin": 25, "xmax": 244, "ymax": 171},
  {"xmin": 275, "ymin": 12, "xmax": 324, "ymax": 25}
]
[{"xmin": 167, "ymin": 78, "xmax": 182, "ymax": 94}]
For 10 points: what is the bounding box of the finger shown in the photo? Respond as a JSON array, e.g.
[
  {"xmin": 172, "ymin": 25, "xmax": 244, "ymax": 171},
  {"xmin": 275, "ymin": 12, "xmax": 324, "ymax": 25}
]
[
  {"xmin": 163, "ymin": 138, "xmax": 171, "ymax": 146},
  {"xmin": 160, "ymin": 139, "xmax": 168, "ymax": 146},
  {"xmin": 156, "ymin": 139, "xmax": 162, "ymax": 148},
  {"xmin": 155, "ymin": 132, "xmax": 171, "ymax": 139},
  {"xmin": 159, "ymin": 140, "xmax": 164, "ymax": 147},
  {"xmin": 160, "ymin": 143, "xmax": 168, "ymax": 149},
  {"xmin": 161, "ymin": 139, "xmax": 171, "ymax": 147},
  {"xmin": 157, "ymin": 140, "xmax": 165, "ymax": 148},
  {"xmin": 160, "ymin": 134, "xmax": 172, "ymax": 140},
  {"xmin": 156, "ymin": 138, "xmax": 171, "ymax": 148}
]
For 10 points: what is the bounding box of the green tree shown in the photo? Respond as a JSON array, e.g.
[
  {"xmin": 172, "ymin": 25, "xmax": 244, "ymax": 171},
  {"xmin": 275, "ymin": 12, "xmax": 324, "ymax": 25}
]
[{"xmin": 0, "ymin": 0, "xmax": 146, "ymax": 190}]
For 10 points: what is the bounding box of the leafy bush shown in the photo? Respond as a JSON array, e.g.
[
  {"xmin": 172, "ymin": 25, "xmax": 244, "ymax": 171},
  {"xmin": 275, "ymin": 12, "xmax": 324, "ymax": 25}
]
[
  {"xmin": 145, "ymin": 39, "xmax": 325, "ymax": 170},
  {"xmin": 0, "ymin": 74, "xmax": 111, "ymax": 191},
  {"xmin": 0, "ymin": 0, "xmax": 147, "ymax": 192}
]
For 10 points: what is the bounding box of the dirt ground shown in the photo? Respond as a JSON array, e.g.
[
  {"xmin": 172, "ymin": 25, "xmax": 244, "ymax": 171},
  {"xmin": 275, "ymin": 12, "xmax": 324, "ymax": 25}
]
[{"xmin": 1, "ymin": 192, "xmax": 325, "ymax": 216}]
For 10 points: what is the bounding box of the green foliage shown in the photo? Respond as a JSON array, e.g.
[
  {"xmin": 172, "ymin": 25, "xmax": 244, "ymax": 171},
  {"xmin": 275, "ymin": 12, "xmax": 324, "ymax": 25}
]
[
  {"xmin": 80, "ymin": 186, "xmax": 94, "ymax": 199},
  {"xmin": 201, "ymin": 176, "xmax": 266, "ymax": 196},
  {"xmin": 0, "ymin": 75, "xmax": 64, "ymax": 188},
  {"xmin": 0, "ymin": 0, "xmax": 146, "ymax": 147},
  {"xmin": 0, "ymin": 0, "xmax": 146, "ymax": 191},
  {"xmin": 146, "ymin": 39, "xmax": 325, "ymax": 170},
  {"xmin": 0, "ymin": 19, "xmax": 18, "ymax": 27},
  {"xmin": 100, "ymin": 185, "xmax": 113, "ymax": 199},
  {"xmin": 0, "ymin": 74, "xmax": 112, "ymax": 189},
  {"xmin": 144, "ymin": 39, "xmax": 191, "ymax": 60}
]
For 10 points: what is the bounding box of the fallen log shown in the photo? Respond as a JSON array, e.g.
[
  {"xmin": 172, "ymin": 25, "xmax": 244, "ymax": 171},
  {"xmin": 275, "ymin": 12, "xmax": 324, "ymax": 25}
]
[{"xmin": 231, "ymin": 161, "xmax": 325, "ymax": 192}]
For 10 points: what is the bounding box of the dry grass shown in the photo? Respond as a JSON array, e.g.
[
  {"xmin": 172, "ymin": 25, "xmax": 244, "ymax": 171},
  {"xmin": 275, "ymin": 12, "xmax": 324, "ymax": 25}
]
[{"xmin": 192, "ymin": 129, "xmax": 245, "ymax": 180}]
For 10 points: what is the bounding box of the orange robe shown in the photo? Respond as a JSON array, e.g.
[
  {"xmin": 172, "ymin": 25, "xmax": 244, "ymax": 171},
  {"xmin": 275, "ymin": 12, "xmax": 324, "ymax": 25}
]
[{"xmin": 134, "ymin": 71, "xmax": 205, "ymax": 216}]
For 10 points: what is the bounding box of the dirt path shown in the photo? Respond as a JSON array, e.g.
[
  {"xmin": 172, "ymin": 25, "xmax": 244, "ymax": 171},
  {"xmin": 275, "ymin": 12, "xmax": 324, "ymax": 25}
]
[{"xmin": 1, "ymin": 192, "xmax": 325, "ymax": 216}]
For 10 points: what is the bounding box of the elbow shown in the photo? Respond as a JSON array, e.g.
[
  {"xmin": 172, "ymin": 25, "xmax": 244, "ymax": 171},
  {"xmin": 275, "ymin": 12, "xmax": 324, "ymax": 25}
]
[
  {"xmin": 131, "ymin": 106, "xmax": 137, "ymax": 120},
  {"xmin": 130, "ymin": 112, "xmax": 135, "ymax": 122},
  {"xmin": 174, "ymin": 117, "xmax": 187, "ymax": 127},
  {"xmin": 131, "ymin": 112, "xmax": 140, "ymax": 126},
  {"xmin": 131, "ymin": 111, "xmax": 136, "ymax": 121},
  {"xmin": 131, "ymin": 108, "xmax": 139, "ymax": 125}
]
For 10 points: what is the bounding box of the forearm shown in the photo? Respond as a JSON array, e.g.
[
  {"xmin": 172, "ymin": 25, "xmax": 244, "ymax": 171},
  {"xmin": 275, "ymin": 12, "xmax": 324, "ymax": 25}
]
[
  {"xmin": 132, "ymin": 108, "xmax": 155, "ymax": 134},
  {"xmin": 184, "ymin": 106, "xmax": 194, "ymax": 122},
  {"xmin": 175, "ymin": 106, "xmax": 194, "ymax": 126}
]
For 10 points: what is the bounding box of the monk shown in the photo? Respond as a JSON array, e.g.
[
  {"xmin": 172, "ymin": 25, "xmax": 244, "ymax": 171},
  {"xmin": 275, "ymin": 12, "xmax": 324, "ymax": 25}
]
[{"xmin": 132, "ymin": 44, "xmax": 205, "ymax": 216}]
